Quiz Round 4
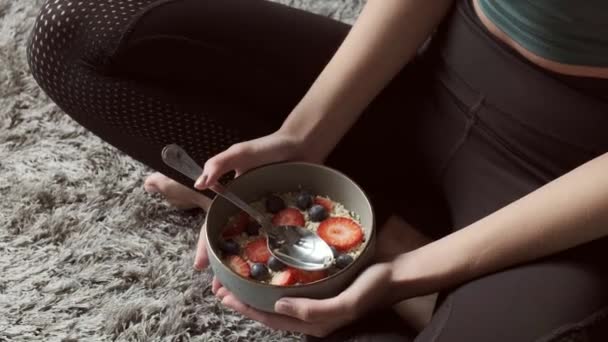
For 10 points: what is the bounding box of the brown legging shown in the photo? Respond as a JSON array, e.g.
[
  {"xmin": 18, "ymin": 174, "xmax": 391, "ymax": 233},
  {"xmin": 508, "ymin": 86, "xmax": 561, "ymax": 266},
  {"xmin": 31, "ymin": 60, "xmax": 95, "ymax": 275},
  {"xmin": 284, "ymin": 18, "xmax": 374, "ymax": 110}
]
[{"xmin": 27, "ymin": 0, "xmax": 608, "ymax": 341}]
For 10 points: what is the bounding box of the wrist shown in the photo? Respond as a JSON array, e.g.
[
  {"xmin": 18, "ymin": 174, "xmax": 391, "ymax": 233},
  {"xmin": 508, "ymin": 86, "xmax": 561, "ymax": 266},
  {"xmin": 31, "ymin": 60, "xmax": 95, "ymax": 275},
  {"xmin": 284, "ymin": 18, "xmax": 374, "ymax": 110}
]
[
  {"xmin": 347, "ymin": 261, "xmax": 396, "ymax": 316},
  {"xmin": 388, "ymin": 247, "xmax": 456, "ymax": 302},
  {"xmin": 389, "ymin": 239, "xmax": 477, "ymax": 300},
  {"xmin": 277, "ymin": 115, "xmax": 330, "ymax": 164},
  {"xmin": 386, "ymin": 253, "xmax": 423, "ymax": 304}
]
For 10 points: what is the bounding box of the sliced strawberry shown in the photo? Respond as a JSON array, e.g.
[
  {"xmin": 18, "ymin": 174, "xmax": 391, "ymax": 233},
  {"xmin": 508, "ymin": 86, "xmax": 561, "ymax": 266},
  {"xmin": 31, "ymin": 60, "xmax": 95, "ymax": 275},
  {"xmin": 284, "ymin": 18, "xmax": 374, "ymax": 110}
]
[
  {"xmin": 270, "ymin": 268, "xmax": 298, "ymax": 286},
  {"xmin": 226, "ymin": 255, "xmax": 250, "ymax": 278},
  {"xmin": 245, "ymin": 238, "xmax": 271, "ymax": 263},
  {"xmin": 317, "ymin": 217, "xmax": 364, "ymax": 252},
  {"xmin": 314, "ymin": 196, "xmax": 334, "ymax": 212},
  {"xmin": 272, "ymin": 208, "xmax": 305, "ymax": 227},
  {"xmin": 295, "ymin": 269, "xmax": 328, "ymax": 284},
  {"xmin": 222, "ymin": 211, "xmax": 249, "ymax": 238}
]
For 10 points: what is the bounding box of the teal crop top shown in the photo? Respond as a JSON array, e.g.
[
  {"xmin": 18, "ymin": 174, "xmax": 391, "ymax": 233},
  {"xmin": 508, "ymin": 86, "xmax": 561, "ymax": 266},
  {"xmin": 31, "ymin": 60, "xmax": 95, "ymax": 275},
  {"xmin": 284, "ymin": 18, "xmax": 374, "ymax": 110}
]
[{"xmin": 477, "ymin": 0, "xmax": 608, "ymax": 67}]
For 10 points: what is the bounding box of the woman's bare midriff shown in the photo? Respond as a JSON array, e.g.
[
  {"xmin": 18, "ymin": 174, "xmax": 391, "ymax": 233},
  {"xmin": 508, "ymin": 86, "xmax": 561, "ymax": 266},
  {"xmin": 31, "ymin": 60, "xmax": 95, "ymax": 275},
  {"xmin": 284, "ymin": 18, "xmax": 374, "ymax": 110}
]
[{"xmin": 472, "ymin": 0, "xmax": 608, "ymax": 80}]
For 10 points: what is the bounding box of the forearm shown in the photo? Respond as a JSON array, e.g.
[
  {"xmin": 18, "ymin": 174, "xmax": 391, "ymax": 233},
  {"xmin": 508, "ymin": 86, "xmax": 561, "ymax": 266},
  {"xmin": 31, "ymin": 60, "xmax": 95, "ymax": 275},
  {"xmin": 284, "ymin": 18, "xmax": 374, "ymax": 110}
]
[
  {"xmin": 279, "ymin": 0, "xmax": 453, "ymax": 160},
  {"xmin": 391, "ymin": 152, "xmax": 608, "ymax": 298}
]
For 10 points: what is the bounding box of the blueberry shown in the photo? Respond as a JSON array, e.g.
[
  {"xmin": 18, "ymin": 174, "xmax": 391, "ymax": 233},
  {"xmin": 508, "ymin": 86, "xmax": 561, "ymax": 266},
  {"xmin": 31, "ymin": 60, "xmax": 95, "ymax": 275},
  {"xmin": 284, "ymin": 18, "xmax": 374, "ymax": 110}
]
[
  {"xmin": 219, "ymin": 239, "xmax": 239, "ymax": 255},
  {"xmin": 335, "ymin": 254, "xmax": 353, "ymax": 269},
  {"xmin": 265, "ymin": 195, "xmax": 286, "ymax": 214},
  {"xmin": 308, "ymin": 204, "xmax": 328, "ymax": 222},
  {"xmin": 267, "ymin": 256, "xmax": 286, "ymax": 272},
  {"xmin": 330, "ymin": 246, "xmax": 340, "ymax": 258},
  {"xmin": 246, "ymin": 221, "xmax": 261, "ymax": 236},
  {"xmin": 296, "ymin": 191, "xmax": 314, "ymax": 210},
  {"xmin": 251, "ymin": 263, "xmax": 270, "ymax": 280}
]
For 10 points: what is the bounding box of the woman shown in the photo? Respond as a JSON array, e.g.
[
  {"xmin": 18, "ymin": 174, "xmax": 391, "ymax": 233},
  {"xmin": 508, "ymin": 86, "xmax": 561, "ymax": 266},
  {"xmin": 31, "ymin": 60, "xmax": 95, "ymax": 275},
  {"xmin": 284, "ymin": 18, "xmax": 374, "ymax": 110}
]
[{"xmin": 27, "ymin": 0, "xmax": 608, "ymax": 341}]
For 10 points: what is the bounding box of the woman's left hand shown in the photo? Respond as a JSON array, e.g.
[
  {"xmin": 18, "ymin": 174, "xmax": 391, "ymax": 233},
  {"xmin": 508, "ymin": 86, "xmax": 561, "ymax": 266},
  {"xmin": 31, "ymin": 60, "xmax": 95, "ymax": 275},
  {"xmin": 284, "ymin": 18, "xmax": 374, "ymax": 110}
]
[{"xmin": 212, "ymin": 262, "xmax": 395, "ymax": 338}]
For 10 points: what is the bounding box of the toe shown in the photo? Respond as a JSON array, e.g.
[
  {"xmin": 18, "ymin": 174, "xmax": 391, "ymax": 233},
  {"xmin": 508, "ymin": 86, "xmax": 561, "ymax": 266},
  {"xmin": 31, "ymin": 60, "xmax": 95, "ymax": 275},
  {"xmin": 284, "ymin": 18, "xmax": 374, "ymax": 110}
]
[
  {"xmin": 144, "ymin": 173, "xmax": 165, "ymax": 194},
  {"xmin": 143, "ymin": 172, "xmax": 210, "ymax": 210},
  {"xmin": 144, "ymin": 183, "xmax": 159, "ymax": 194}
]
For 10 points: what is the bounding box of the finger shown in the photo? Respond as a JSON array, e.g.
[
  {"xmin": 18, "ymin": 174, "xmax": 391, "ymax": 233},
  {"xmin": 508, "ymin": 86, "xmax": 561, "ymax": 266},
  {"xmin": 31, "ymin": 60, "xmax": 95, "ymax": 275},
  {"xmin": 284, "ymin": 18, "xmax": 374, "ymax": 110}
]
[
  {"xmin": 216, "ymin": 286, "xmax": 230, "ymax": 300},
  {"xmin": 211, "ymin": 276, "xmax": 222, "ymax": 295},
  {"xmin": 306, "ymin": 263, "xmax": 391, "ymax": 320},
  {"xmin": 193, "ymin": 224, "xmax": 209, "ymax": 270},
  {"xmin": 274, "ymin": 297, "xmax": 347, "ymax": 323},
  {"xmin": 276, "ymin": 264, "xmax": 392, "ymax": 323},
  {"xmin": 198, "ymin": 144, "xmax": 250, "ymax": 189},
  {"xmin": 221, "ymin": 294, "xmax": 322, "ymax": 335},
  {"xmin": 193, "ymin": 174, "xmax": 208, "ymax": 191}
]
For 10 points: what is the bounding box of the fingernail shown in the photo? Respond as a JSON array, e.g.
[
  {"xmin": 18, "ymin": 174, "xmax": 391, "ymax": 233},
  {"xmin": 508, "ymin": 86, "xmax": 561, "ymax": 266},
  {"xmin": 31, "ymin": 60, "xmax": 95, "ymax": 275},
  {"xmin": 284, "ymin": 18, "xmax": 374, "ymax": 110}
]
[
  {"xmin": 194, "ymin": 175, "xmax": 207, "ymax": 189},
  {"xmin": 193, "ymin": 258, "xmax": 205, "ymax": 271},
  {"xmin": 275, "ymin": 299, "xmax": 294, "ymax": 315}
]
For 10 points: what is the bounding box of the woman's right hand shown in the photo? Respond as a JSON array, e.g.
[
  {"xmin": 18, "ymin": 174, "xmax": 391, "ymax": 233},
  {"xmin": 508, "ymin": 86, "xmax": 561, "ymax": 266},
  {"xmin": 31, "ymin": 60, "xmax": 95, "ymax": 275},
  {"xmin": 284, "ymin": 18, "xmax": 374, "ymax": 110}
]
[
  {"xmin": 192, "ymin": 129, "xmax": 324, "ymax": 271},
  {"xmin": 194, "ymin": 129, "xmax": 322, "ymax": 191}
]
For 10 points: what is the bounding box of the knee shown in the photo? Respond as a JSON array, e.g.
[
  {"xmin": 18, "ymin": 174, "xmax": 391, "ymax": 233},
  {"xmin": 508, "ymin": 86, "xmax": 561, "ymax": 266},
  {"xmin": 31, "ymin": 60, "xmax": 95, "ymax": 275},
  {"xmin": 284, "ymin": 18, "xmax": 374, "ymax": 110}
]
[
  {"xmin": 27, "ymin": 0, "xmax": 131, "ymax": 91},
  {"xmin": 28, "ymin": 0, "xmax": 86, "ymax": 79}
]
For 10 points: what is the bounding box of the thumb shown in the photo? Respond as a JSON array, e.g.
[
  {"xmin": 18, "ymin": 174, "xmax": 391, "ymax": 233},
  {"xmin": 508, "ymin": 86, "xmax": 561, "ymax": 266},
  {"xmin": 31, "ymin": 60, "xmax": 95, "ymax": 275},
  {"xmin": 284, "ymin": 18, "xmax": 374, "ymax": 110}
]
[
  {"xmin": 274, "ymin": 297, "xmax": 346, "ymax": 323},
  {"xmin": 193, "ymin": 223, "xmax": 209, "ymax": 270},
  {"xmin": 195, "ymin": 144, "xmax": 246, "ymax": 190}
]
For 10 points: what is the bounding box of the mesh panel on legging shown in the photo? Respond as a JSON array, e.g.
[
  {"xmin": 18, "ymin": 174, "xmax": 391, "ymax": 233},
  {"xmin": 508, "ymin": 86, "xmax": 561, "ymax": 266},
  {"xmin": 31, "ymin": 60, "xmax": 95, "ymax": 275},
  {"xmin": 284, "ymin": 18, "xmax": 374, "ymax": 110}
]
[{"xmin": 26, "ymin": 0, "xmax": 241, "ymax": 190}]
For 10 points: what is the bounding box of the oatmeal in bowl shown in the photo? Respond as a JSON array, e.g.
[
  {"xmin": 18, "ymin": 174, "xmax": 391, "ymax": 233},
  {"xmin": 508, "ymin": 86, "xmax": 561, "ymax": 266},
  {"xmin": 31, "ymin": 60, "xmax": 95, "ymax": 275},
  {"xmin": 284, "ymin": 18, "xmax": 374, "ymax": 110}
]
[{"xmin": 217, "ymin": 190, "xmax": 366, "ymax": 286}]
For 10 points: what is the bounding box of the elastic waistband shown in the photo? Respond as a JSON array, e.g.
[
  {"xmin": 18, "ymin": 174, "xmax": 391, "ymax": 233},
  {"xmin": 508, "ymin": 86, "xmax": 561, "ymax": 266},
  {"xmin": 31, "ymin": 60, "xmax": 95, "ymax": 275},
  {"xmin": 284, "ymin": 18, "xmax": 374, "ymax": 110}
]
[{"xmin": 425, "ymin": 0, "xmax": 608, "ymax": 154}]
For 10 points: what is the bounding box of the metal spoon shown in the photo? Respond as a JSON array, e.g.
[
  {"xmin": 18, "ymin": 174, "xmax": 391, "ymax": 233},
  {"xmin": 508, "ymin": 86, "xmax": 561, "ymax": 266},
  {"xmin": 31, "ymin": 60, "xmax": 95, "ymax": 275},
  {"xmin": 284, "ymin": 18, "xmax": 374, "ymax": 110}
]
[{"xmin": 160, "ymin": 144, "xmax": 334, "ymax": 271}]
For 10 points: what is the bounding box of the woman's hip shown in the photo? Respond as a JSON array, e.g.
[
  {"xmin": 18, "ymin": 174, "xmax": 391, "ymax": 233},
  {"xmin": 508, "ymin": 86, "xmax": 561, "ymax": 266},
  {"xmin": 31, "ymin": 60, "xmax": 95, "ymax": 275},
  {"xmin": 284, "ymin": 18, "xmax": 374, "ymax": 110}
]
[{"xmin": 394, "ymin": 0, "xmax": 608, "ymax": 230}]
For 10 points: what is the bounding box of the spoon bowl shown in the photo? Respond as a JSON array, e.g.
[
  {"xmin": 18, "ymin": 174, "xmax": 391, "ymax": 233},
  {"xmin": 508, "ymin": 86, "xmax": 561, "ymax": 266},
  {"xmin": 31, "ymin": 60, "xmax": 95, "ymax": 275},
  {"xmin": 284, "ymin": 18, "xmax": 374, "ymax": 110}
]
[{"xmin": 266, "ymin": 224, "xmax": 335, "ymax": 271}]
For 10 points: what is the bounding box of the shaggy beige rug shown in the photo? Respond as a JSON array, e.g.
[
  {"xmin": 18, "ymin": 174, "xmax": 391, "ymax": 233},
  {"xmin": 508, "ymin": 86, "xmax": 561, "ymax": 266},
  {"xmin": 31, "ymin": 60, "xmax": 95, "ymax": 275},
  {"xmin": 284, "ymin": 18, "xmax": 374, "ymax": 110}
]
[{"xmin": 0, "ymin": 1, "xmax": 364, "ymax": 341}]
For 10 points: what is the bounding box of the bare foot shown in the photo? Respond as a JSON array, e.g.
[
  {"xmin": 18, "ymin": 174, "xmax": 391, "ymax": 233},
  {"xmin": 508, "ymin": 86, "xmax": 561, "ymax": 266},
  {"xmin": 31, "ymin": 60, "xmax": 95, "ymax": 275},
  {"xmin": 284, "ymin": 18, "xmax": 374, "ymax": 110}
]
[
  {"xmin": 375, "ymin": 215, "xmax": 438, "ymax": 333},
  {"xmin": 144, "ymin": 172, "xmax": 212, "ymax": 211}
]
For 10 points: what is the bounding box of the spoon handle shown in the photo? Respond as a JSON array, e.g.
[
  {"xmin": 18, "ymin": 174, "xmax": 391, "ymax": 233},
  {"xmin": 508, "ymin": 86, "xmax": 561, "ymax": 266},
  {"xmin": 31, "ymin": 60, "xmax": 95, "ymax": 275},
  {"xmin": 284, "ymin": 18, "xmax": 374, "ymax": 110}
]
[
  {"xmin": 208, "ymin": 182, "xmax": 269, "ymax": 225},
  {"xmin": 161, "ymin": 144, "xmax": 269, "ymax": 225},
  {"xmin": 161, "ymin": 144, "xmax": 204, "ymax": 182}
]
